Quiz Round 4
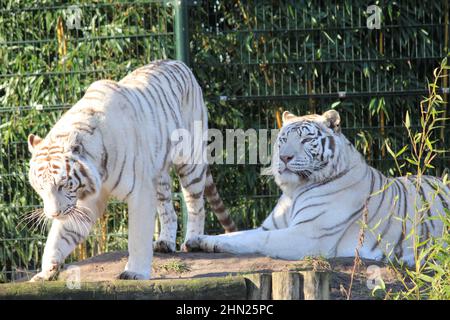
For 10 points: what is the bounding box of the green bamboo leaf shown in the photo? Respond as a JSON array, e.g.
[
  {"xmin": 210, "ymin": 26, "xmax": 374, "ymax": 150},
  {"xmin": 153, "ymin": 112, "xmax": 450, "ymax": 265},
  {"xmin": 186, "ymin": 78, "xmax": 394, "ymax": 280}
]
[
  {"xmin": 385, "ymin": 142, "xmax": 397, "ymax": 159},
  {"xmin": 396, "ymin": 145, "xmax": 408, "ymax": 157},
  {"xmin": 321, "ymin": 31, "xmax": 335, "ymax": 44},
  {"xmin": 405, "ymin": 111, "xmax": 410, "ymax": 130},
  {"xmin": 417, "ymin": 274, "xmax": 434, "ymax": 283},
  {"xmin": 406, "ymin": 158, "xmax": 419, "ymax": 166},
  {"xmin": 331, "ymin": 101, "xmax": 341, "ymax": 109},
  {"xmin": 425, "ymin": 138, "xmax": 433, "ymax": 151}
]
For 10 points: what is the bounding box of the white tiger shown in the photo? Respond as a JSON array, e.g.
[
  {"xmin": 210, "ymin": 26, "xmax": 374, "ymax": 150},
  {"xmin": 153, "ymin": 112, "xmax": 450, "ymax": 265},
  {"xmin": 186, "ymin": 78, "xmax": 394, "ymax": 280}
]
[
  {"xmin": 188, "ymin": 110, "xmax": 449, "ymax": 265},
  {"xmin": 27, "ymin": 60, "xmax": 236, "ymax": 281}
]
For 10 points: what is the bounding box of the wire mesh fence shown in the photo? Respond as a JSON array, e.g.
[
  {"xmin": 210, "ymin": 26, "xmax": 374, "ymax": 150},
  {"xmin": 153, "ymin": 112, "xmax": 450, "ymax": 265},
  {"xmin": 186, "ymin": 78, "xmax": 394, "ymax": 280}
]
[
  {"xmin": 0, "ymin": 0, "xmax": 449, "ymax": 282},
  {"xmin": 0, "ymin": 0, "xmax": 176, "ymax": 281},
  {"xmin": 189, "ymin": 0, "xmax": 450, "ymax": 231}
]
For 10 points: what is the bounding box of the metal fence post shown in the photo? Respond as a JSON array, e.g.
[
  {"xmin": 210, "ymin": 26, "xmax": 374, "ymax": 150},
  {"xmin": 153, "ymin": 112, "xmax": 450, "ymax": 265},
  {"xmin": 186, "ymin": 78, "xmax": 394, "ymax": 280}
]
[
  {"xmin": 174, "ymin": 0, "xmax": 190, "ymax": 65},
  {"xmin": 174, "ymin": 0, "xmax": 190, "ymax": 238},
  {"xmin": 173, "ymin": 192, "xmax": 189, "ymax": 241}
]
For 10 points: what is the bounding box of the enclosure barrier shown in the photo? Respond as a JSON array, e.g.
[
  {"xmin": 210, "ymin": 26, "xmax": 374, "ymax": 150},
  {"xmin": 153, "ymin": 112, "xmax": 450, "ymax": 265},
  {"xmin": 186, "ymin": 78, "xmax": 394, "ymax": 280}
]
[
  {"xmin": 0, "ymin": 271, "xmax": 329, "ymax": 300},
  {"xmin": 1, "ymin": 0, "xmax": 449, "ymax": 282}
]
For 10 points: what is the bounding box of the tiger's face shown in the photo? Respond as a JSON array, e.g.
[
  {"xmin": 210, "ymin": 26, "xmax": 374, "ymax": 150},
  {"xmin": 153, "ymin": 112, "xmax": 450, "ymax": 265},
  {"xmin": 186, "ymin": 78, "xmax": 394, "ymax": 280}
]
[
  {"xmin": 273, "ymin": 110, "xmax": 341, "ymax": 189},
  {"xmin": 27, "ymin": 134, "xmax": 100, "ymax": 220}
]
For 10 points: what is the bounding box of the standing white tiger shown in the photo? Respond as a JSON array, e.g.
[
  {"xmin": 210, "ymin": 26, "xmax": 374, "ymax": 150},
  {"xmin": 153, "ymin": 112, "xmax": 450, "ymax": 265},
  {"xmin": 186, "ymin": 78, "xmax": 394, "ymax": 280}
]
[
  {"xmin": 27, "ymin": 60, "xmax": 236, "ymax": 281},
  {"xmin": 189, "ymin": 110, "xmax": 449, "ymax": 265}
]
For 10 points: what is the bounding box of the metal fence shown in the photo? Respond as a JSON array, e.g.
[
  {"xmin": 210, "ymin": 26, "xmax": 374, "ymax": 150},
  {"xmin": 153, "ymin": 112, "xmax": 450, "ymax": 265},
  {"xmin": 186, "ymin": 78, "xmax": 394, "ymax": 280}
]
[
  {"xmin": 0, "ymin": 0, "xmax": 177, "ymax": 281},
  {"xmin": 0, "ymin": 0, "xmax": 449, "ymax": 281}
]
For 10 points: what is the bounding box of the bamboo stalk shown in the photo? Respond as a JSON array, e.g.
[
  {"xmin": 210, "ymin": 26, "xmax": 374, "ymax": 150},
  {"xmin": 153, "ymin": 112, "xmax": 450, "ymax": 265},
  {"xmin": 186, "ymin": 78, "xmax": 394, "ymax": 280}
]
[
  {"xmin": 307, "ymin": 79, "xmax": 315, "ymax": 113},
  {"xmin": 275, "ymin": 109, "xmax": 283, "ymax": 129},
  {"xmin": 440, "ymin": 1, "xmax": 449, "ymax": 173},
  {"xmin": 56, "ymin": 16, "xmax": 67, "ymax": 65},
  {"xmin": 379, "ymin": 31, "xmax": 386, "ymax": 158},
  {"xmin": 100, "ymin": 213, "xmax": 108, "ymax": 254}
]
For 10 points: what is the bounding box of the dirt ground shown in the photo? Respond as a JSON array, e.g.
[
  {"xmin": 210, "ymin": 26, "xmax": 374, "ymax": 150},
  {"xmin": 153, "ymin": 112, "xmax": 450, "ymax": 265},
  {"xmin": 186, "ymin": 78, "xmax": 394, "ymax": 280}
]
[{"xmin": 53, "ymin": 251, "xmax": 401, "ymax": 300}]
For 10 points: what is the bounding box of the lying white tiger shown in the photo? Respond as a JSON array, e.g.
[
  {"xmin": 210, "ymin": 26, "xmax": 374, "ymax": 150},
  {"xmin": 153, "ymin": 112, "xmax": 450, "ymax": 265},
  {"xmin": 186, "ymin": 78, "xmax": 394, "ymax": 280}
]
[
  {"xmin": 27, "ymin": 60, "xmax": 236, "ymax": 281},
  {"xmin": 189, "ymin": 110, "xmax": 449, "ymax": 265}
]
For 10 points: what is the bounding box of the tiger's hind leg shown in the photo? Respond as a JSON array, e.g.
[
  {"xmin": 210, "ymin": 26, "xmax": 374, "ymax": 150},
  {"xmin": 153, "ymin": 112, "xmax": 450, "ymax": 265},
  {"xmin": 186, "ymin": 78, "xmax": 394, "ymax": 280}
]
[
  {"xmin": 176, "ymin": 164, "xmax": 207, "ymax": 252},
  {"xmin": 153, "ymin": 172, "xmax": 177, "ymax": 253}
]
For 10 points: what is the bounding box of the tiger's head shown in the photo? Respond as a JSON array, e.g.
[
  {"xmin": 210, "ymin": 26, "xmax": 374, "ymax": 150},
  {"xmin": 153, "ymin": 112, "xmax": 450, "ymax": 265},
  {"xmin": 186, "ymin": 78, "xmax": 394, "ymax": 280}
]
[
  {"xmin": 272, "ymin": 109, "xmax": 350, "ymax": 192},
  {"xmin": 27, "ymin": 133, "xmax": 101, "ymax": 220}
]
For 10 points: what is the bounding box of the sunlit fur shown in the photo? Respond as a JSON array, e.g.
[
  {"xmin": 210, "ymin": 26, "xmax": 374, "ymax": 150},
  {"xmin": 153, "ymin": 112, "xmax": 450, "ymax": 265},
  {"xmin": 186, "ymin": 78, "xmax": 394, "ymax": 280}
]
[
  {"xmin": 272, "ymin": 111, "xmax": 350, "ymax": 195},
  {"xmin": 191, "ymin": 110, "xmax": 449, "ymax": 266},
  {"xmin": 27, "ymin": 60, "xmax": 236, "ymax": 281},
  {"xmin": 28, "ymin": 134, "xmax": 101, "ymax": 219}
]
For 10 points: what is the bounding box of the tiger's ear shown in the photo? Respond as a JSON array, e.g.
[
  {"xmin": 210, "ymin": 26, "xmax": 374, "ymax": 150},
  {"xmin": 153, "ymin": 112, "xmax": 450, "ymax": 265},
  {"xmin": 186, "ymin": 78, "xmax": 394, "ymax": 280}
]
[
  {"xmin": 282, "ymin": 111, "xmax": 297, "ymax": 124},
  {"xmin": 27, "ymin": 134, "xmax": 42, "ymax": 153},
  {"xmin": 322, "ymin": 110, "xmax": 341, "ymax": 133}
]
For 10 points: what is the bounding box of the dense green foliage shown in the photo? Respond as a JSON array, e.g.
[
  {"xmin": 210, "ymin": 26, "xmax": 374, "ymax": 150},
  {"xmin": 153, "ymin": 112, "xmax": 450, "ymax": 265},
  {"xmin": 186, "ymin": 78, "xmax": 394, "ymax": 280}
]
[
  {"xmin": 1, "ymin": 0, "xmax": 176, "ymax": 280},
  {"xmin": 378, "ymin": 58, "xmax": 450, "ymax": 300},
  {"xmin": 1, "ymin": 0, "xmax": 449, "ymax": 288}
]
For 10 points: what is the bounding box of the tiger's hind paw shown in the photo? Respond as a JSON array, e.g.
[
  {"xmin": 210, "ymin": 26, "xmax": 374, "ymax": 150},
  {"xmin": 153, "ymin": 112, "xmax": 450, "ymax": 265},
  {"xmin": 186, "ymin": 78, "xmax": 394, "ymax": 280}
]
[{"xmin": 153, "ymin": 239, "xmax": 176, "ymax": 253}]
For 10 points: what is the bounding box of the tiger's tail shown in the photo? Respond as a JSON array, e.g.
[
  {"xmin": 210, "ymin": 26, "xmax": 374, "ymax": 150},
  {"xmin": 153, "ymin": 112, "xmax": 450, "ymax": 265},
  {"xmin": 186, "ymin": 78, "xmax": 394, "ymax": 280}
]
[{"xmin": 204, "ymin": 167, "xmax": 237, "ymax": 233}]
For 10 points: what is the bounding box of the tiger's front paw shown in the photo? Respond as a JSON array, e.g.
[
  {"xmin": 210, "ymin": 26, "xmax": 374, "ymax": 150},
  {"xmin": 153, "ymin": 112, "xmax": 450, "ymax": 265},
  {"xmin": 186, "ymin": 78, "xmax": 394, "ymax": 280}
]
[
  {"xmin": 153, "ymin": 239, "xmax": 176, "ymax": 253},
  {"xmin": 181, "ymin": 235, "xmax": 220, "ymax": 253},
  {"xmin": 180, "ymin": 237, "xmax": 201, "ymax": 252},
  {"xmin": 118, "ymin": 270, "xmax": 148, "ymax": 280},
  {"xmin": 29, "ymin": 264, "xmax": 60, "ymax": 282}
]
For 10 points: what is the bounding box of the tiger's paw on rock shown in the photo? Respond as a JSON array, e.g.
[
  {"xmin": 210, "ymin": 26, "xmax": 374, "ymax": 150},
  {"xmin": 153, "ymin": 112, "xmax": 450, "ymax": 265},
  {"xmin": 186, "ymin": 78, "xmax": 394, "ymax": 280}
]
[
  {"xmin": 118, "ymin": 270, "xmax": 147, "ymax": 280},
  {"xmin": 29, "ymin": 265, "xmax": 60, "ymax": 282},
  {"xmin": 153, "ymin": 239, "xmax": 176, "ymax": 253}
]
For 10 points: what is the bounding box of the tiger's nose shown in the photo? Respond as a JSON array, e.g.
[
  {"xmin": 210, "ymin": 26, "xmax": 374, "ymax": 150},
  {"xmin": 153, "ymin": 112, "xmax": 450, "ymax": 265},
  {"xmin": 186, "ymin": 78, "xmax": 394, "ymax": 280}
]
[
  {"xmin": 280, "ymin": 155, "xmax": 294, "ymax": 164},
  {"xmin": 45, "ymin": 211, "xmax": 60, "ymax": 218},
  {"xmin": 43, "ymin": 203, "xmax": 62, "ymax": 218}
]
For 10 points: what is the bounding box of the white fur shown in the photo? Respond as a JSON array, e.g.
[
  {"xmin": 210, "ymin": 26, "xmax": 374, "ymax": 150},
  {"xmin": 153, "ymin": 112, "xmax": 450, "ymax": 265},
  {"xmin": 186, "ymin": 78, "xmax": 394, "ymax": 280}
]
[
  {"xmin": 191, "ymin": 111, "xmax": 449, "ymax": 266},
  {"xmin": 28, "ymin": 60, "xmax": 215, "ymax": 281}
]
